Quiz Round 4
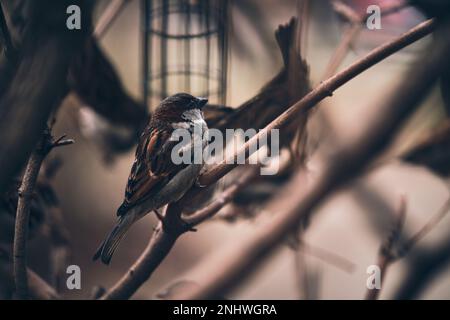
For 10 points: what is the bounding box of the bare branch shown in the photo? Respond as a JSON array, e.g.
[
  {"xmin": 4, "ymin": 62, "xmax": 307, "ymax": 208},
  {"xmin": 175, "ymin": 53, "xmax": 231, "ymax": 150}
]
[
  {"xmin": 366, "ymin": 196, "xmax": 406, "ymax": 300},
  {"xmin": 331, "ymin": 0, "xmax": 361, "ymax": 24},
  {"xmin": 294, "ymin": 244, "xmax": 320, "ymax": 300},
  {"xmin": 94, "ymin": 0, "xmax": 131, "ymax": 39},
  {"xmin": 393, "ymin": 232, "xmax": 450, "ymax": 299},
  {"xmin": 169, "ymin": 20, "xmax": 449, "ymax": 299},
  {"xmin": 184, "ymin": 167, "xmax": 260, "ymax": 226},
  {"xmin": 196, "ymin": 19, "xmax": 436, "ymax": 188},
  {"xmin": 324, "ymin": 0, "xmax": 408, "ymax": 79},
  {"xmin": 401, "ymin": 119, "xmax": 450, "ymax": 177},
  {"xmin": 301, "ymin": 242, "xmax": 356, "ymax": 274},
  {"xmin": 333, "ymin": 0, "xmax": 408, "ymax": 25},
  {"xmin": 0, "ymin": 255, "xmax": 61, "ymax": 300},
  {"xmin": 102, "ymin": 18, "xmax": 437, "ymax": 300},
  {"xmin": 402, "ymin": 197, "xmax": 450, "ymax": 253},
  {"xmin": 28, "ymin": 269, "xmax": 60, "ymax": 300},
  {"xmin": 366, "ymin": 192, "xmax": 450, "ymax": 300},
  {"xmin": 13, "ymin": 130, "xmax": 73, "ymax": 299},
  {"xmin": 13, "ymin": 131, "xmax": 52, "ymax": 299}
]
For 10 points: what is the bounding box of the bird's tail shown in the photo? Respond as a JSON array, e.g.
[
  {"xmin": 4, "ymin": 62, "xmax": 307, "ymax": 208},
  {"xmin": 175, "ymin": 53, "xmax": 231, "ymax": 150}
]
[{"xmin": 93, "ymin": 214, "xmax": 135, "ymax": 265}]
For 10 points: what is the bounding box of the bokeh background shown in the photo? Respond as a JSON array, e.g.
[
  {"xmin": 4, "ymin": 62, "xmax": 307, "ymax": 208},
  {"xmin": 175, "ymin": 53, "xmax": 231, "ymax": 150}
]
[{"xmin": 20, "ymin": 0, "xmax": 450, "ymax": 299}]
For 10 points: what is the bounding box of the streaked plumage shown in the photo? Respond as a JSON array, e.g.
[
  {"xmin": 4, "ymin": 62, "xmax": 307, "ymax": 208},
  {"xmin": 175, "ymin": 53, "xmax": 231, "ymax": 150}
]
[{"xmin": 93, "ymin": 93, "xmax": 209, "ymax": 264}]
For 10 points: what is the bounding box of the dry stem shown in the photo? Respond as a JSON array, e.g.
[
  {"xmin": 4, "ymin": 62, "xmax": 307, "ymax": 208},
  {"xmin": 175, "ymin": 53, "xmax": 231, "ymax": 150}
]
[
  {"xmin": 366, "ymin": 195, "xmax": 450, "ymax": 300},
  {"xmin": 13, "ymin": 130, "xmax": 73, "ymax": 299}
]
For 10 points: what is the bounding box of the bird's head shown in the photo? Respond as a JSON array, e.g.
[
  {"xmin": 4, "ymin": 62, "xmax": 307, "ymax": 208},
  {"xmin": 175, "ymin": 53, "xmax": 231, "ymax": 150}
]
[{"xmin": 154, "ymin": 93, "xmax": 208, "ymax": 122}]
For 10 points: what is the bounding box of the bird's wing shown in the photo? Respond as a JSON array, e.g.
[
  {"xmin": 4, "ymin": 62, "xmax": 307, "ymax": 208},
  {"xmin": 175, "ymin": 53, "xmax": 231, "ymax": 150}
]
[{"xmin": 117, "ymin": 128, "xmax": 187, "ymax": 215}]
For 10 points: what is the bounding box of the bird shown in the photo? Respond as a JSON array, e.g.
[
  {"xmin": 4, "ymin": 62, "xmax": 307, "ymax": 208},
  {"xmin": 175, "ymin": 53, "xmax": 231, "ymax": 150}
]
[{"xmin": 93, "ymin": 93, "xmax": 209, "ymax": 265}]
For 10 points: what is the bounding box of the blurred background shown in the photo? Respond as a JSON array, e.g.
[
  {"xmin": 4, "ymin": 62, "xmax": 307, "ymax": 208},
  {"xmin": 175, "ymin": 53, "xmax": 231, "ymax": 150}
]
[{"xmin": 2, "ymin": 0, "xmax": 449, "ymax": 299}]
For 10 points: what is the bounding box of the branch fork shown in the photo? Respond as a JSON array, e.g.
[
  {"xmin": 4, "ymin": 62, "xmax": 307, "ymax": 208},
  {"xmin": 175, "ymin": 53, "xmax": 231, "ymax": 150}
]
[{"xmin": 13, "ymin": 128, "xmax": 74, "ymax": 299}]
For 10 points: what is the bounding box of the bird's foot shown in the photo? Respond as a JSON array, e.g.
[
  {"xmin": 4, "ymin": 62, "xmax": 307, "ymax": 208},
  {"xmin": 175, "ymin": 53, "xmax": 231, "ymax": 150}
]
[
  {"xmin": 153, "ymin": 209, "xmax": 197, "ymax": 233},
  {"xmin": 153, "ymin": 209, "xmax": 170, "ymax": 231}
]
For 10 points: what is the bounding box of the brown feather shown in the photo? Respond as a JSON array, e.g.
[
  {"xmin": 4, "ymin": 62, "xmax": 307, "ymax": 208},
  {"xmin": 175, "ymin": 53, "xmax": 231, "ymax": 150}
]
[{"xmin": 117, "ymin": 94, "xmax": 198, "ymax": 215}]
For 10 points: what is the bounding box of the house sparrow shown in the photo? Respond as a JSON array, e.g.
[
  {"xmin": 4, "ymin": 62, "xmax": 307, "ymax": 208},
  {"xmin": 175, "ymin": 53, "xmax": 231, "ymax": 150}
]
[{"xmin": 93, "ymin": 93, "xmax": 209, "ymax": 264}]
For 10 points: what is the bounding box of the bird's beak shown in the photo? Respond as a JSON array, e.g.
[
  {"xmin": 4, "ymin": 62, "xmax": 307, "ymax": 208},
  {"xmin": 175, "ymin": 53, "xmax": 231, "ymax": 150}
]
[{"xmin": 196, "ymin": 97, "xmax": 208, "ymax": 109}]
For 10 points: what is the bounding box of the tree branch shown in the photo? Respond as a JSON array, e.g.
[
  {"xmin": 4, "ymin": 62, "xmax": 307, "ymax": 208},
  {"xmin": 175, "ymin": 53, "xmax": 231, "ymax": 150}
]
[
  {"xmin": 324, "ymin": 0, "xmax": 408, "ymax": 79},
  {"xmin": 14, "ymin": 132, "xmax": 52, "ymax": 299},
  {"xmin": 401, "ymin": 119, "xmax": 450, "ymax": 177},
  {"xmin": 13, "ymin": 130, "xmax": 73, "ymax": 299},
  {"xmin": 0, "ymin": 252, "xmax": 61, "ymax": 300},
  {"xmin": 27, "ymin": 269, "xmax": 60, "ymax": 300},
  {"xmin": 102, "ymin": 18, "xmax": 437, "ymax": 300},
  {"xmin": 365, "ymin": 195, "xmax": 406, "ymax": 300},
  {"xmin": 169, "ymin": 19, "xmax": 449, "ymax": 300},
  {"xmin": 366, "ymin": 195, "xmax": 450, "ymax": 299},
  {"xmin": 196, "ymin": 19, "xmax": 436, "ymax": 188},
  {"xmin": 393, "ymin": 232, "xmax": 450, "ymax": 299},
  {"xmin": 94, "ymin": 0, "xmax": 131, "ymax": 39}
]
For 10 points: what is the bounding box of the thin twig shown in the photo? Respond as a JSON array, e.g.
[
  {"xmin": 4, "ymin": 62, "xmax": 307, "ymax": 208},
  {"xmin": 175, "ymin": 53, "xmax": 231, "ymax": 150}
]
[
  {"xmin": 366, "ymin": 194, "xmax": 450, "ymax": 300},
  {"xmin": 184, "ymin": 167, "xmax": 260, "ymax": 226},
  {"xmin": 393, "ymin": 232, "xmax": 450, "ymax": 299},
  {"xmin": 295, "ymin": 244, "xmax": 315, "ymax": 299},
  {"xmin": 333, "ymin": 0, "xmax": 407, "ymax": 25},
  {"xmin": 302, "ymin": 242, "xmax": 356, "ymax": 274},
  {"xmin": 323, "ymin": 24, "xmax": 361, "ymax": 80},
  {"xmin": 366, "ymin": 195, "xmax": 406, "ymax": 300},
  {"xmin": 324, "ymin": 0, "xmax": 408, "ymax": 79},
  {"xmin": 28, "ymin": 269, "xmax": 61, "ymax": 300},
  {"xmin": 332, "ymin": 0, "xmax": 361, "ymax": 24},
  {"xmin": 13, "ymin": 130, "xmax": 73, "ymax": 299},
  {"xmin": 196, "ymin": 19, "xmax": 436, "ymax": 188},
  {"xmin": 94, "ymin": 0, "xmax": 130, "ymax": 39},
  {"xmin": 297, "ymin": 0, "xmax": 310, "ymax": 57},
  {"xmin": 402, "ymin": 197, "xmax": 450, "ymax": 254},
  {"xmin": 13, "ymin": 131, "xmax": 52, "ymax": 299},
  {"xmin": 52, "ymin": 135, "xmax": 75, "ymax": 148}
]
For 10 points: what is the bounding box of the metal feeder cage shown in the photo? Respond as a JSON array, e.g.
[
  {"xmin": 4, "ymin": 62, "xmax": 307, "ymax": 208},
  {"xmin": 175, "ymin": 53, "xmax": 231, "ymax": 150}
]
[{"xmin": 141, "ymin": 0, "xmax": 229, "ymax": 109}]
